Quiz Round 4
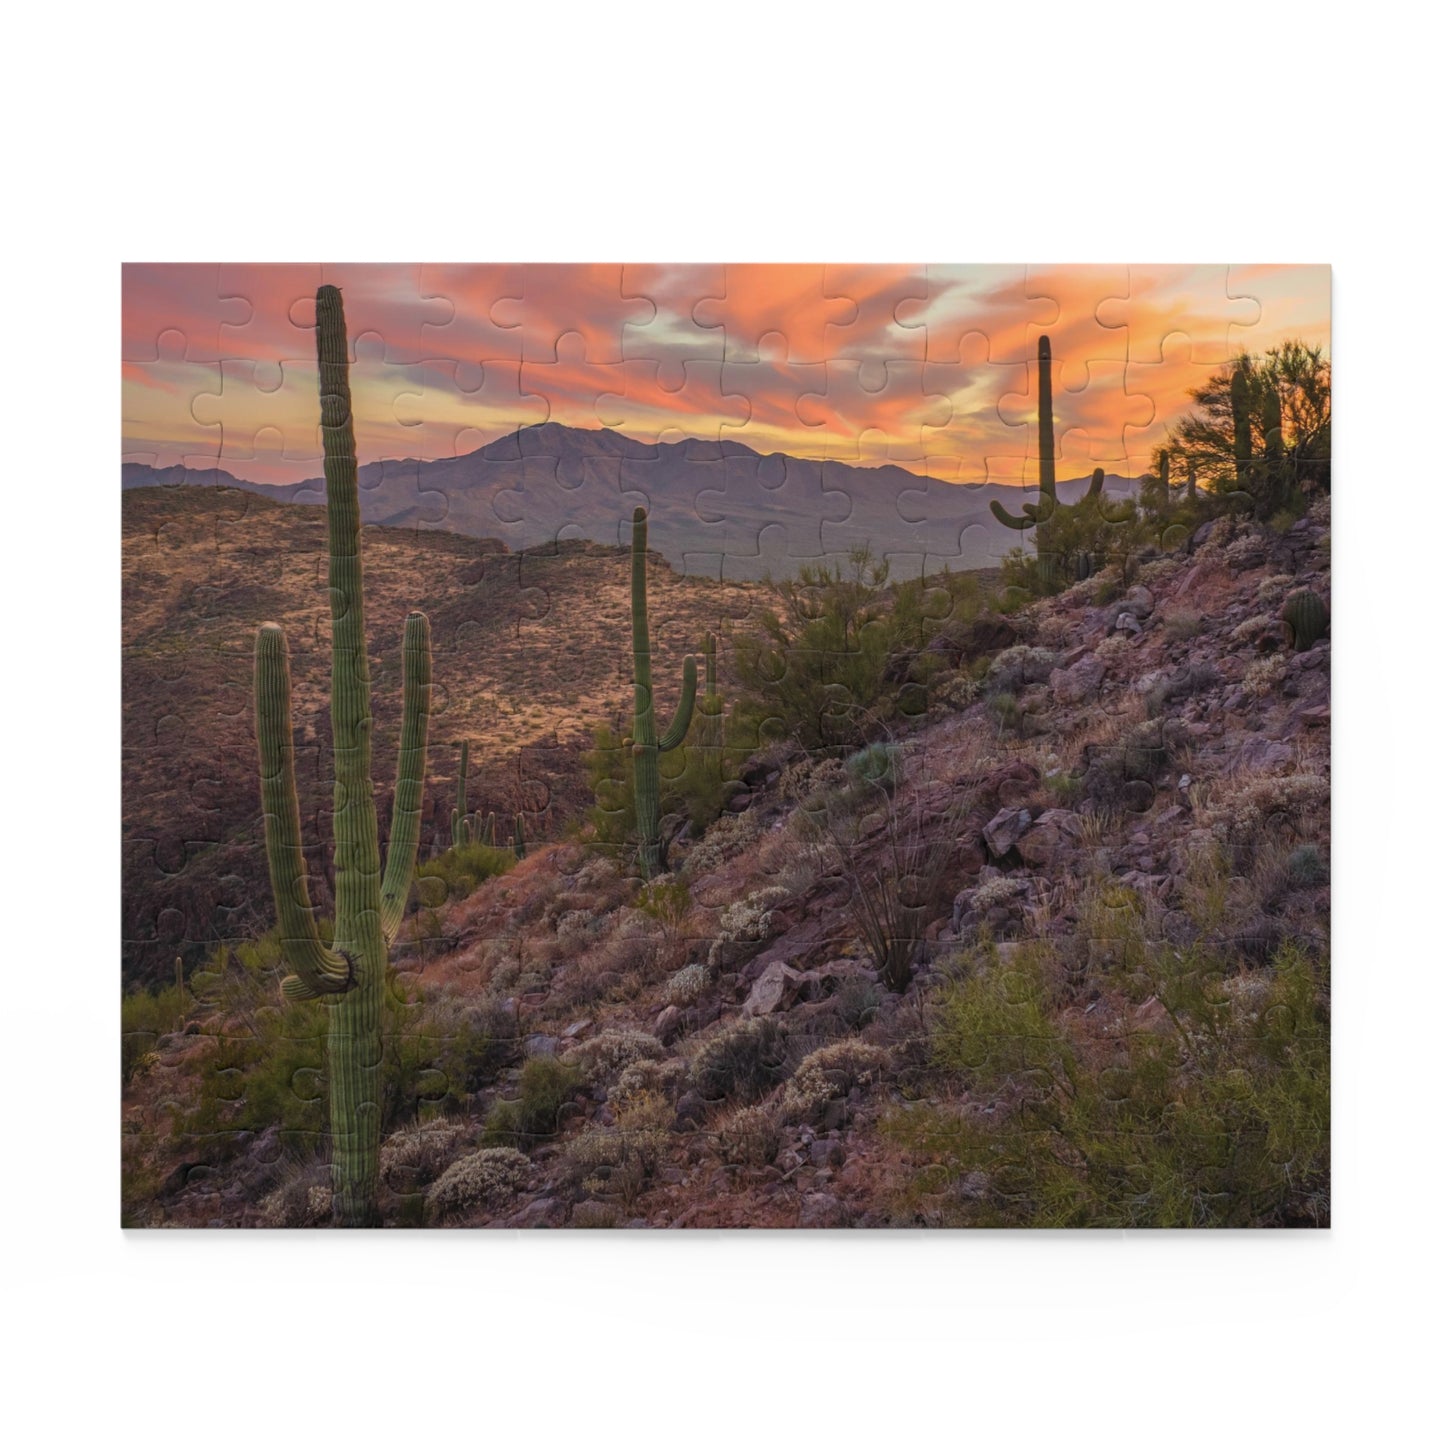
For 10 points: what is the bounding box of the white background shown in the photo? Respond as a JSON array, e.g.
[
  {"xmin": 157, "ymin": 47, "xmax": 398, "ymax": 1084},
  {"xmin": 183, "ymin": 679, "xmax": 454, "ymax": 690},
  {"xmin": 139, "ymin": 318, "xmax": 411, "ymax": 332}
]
[{"xmin": 2, "ymin": 2, "xmax": 1435, "ymax": 1440}]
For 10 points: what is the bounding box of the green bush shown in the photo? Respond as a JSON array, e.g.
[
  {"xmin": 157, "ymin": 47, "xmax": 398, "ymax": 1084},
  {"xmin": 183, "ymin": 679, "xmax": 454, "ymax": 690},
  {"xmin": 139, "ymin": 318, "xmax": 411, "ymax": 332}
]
[
  {"xmin": 689, "ymin": 1016, "xmax": 788, "ymax": 1102},
  {"xmin": 481, "ymin": 1056, "xmax": 582, "ymax": 1150},
  {"xmin": 416, "ymin": 841, "xmax": 516, "ymax": 904},
  {"xmin": 888, "ymin": 940, "xmax": 1329, "ymax": 1226},
  {"xmin": 121, "ymin": 981, "xmax": 189, "ymax": 1084}
]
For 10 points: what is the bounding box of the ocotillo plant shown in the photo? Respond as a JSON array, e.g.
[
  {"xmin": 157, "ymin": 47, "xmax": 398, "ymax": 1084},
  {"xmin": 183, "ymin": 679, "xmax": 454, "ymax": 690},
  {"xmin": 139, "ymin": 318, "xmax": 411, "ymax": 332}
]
[
  {"xmin": 253, "ymin": 284, "xmax": 432, "ymax": 1227},
  {"xmin": 630, "ymin": 506, "xmax": 697, "ymax": 878},
  {"xmin": 452, "ymin": 740, "xmax": 470, "ymax": 847},
  {"xmin": 513, "ymin": 812, "xmax": 526, "ymax": 860}
]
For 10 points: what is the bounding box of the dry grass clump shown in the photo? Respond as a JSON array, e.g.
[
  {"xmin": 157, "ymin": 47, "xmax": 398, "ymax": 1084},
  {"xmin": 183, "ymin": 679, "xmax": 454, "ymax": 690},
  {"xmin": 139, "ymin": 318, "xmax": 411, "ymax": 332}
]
[
  {"xmin": 424, "ymin": 1148, "xmax": 531, "ymax": 1223},
  {"xmin": 258, "ymin": 1166, "xmax": 333, "ymax": 1228},
  {"xmin": 562, "ymin": 1088, "xmax": 672, "ymax": 1205},
  {"xmin": 716, "ymin": 1104, "xmax": 781, "ymax": 1166}
]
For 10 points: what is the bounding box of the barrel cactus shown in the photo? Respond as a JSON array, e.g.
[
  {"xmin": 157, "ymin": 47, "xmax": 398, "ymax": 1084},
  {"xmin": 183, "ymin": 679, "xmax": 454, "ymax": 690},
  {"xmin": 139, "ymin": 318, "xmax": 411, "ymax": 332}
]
[
  {"xmin": 253, "ymin": 284, "xmax": 433, "ymax": 1227},
  {"xmin": 1282, "ymin": 589, "xmax": 1328, "ymax": 652},
  {"xmin": 629, "ymin": 506, "xmax": 697, "ymax": 878}
]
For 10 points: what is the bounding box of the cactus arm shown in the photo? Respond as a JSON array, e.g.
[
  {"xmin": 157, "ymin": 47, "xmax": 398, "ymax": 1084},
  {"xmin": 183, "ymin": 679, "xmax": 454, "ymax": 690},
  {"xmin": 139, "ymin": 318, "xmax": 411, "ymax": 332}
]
[
  {"xmin": 513, "ymin": 813, "xmax": 526, "ymax": 860},
  {"xmin": 1036, "ymin": 335, "xmax": 1056, "ymax": 506},
  {"xmin": 254, "ymin": 622, "xmax": 353, "ymax": 999},
  {"xmin": 990, "ymin": 497, "xmax": 1040, "ymax": 531},
  {"xmin": 1082, "ymin": 467, "xmax": 1105, "ymax": 505},
  {"xmin": 378, "ymin": 610, "xmax": 432, "ymax": 946},
  {"xmin": 657, "ymin": 655, "xmax": 698, "ymax": 753}
]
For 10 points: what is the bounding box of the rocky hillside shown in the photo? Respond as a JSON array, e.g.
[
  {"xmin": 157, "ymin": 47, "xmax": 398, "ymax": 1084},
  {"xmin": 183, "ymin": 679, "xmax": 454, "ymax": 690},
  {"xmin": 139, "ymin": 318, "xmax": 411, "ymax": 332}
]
[
  {"xmin": 122, "ymin": 485, "xmax": 759, "ymax": 987},
  {"xmin": 123, "ymin": 498, "xmax": 1330, "ymax": 1227}
]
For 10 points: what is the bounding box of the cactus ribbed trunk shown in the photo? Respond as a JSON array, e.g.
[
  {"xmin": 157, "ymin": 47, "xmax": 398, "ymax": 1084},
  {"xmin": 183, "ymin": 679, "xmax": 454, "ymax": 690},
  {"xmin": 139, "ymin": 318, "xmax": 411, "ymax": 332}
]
[
  {"xmin": 1231, "ymin": 361, "xmax": 1252, "ymax": 487},
  {"xmin": 989, "ymin": 336, "xmax": 1060, "ymax": 591},
  {"xmin": 253, "ymin": 285, "xmax": 432, "ymax": 1228},
  {"xmin": 513, "ymin": 812, "xmax": 526, "ymax": 860},
  {"xmin": 452, "ymin": 741, "xmax": 469, "ymax": 848},
  {"xmin": 1262, "ymin": 384, "xmax": 1285, "ymax": 517},
  {"xmin": 630, "ymin": 507, "xmax": 697, "ymax": 879}
]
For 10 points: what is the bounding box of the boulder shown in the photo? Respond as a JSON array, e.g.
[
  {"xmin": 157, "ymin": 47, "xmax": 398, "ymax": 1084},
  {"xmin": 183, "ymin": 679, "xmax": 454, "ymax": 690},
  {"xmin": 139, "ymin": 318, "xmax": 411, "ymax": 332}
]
[
  {"xmin": 742, "ymin": 960, "xmax": 808, "ymax": 1016},
  {"xmin": 798, "ymin": 1192, "xmax": 852, "ymax": 1228},
  {"xmin": 1051, "ymin": 654, "xmax": 1106, "ymax": 705},
  {"xmin": 982, "ymin": 806, "xmax": 1032, "ymax": 857},
  {"xmin": 1014, "ymin": 808, "xmax": 1083, "ymax": 867}
]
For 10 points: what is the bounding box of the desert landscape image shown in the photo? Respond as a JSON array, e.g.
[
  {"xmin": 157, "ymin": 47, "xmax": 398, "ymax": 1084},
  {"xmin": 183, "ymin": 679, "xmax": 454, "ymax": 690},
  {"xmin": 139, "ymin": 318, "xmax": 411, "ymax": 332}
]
[{"xmin": 121, "ymin": 263, "xmax": 1331, "ymax": 1228}]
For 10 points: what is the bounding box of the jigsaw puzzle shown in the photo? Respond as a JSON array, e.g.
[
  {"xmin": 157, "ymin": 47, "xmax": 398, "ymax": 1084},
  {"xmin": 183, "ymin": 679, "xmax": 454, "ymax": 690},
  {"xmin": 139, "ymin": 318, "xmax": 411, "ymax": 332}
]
[{"xmin": 121, "ymin": 264, "xmax": 1331, "ymax": 1228}]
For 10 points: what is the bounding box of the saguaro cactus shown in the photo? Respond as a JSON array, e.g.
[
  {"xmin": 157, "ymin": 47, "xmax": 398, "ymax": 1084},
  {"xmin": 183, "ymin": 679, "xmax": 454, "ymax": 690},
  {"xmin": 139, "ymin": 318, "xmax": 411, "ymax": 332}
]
[
  {"xmin": 630, "ymin": 507, "xmax": 697, "ymax": 878},
  {"xmin": 254, "ymin": 284, "xmax": 432, "ymax": 1227},
  {"xmin": 1231, "ymin": 360, "xmax": 1253, "ymax": 486},
  {"xmin": 512, "ymin": 812, "xmax": 526, "ymax": 860},
  {"xmin": 990, "ymin": 334, "xmax": 1058, "ymax": 532},
  {"xmin": 452, "ymin": 740, "xmax": 470, "ymax": 848}
]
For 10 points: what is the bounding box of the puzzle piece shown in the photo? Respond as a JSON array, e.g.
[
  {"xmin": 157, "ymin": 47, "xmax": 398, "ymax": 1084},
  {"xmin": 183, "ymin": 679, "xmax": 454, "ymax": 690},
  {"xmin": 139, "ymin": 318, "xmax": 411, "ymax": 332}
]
[{"xmin": 121, "ymin": 263, "xmax": 1332, "ymax": 1229}]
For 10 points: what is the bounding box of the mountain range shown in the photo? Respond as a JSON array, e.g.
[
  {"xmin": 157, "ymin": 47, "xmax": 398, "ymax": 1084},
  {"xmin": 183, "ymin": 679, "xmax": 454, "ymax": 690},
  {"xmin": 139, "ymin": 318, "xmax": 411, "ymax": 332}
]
[{"xmin": 122, "ymin": 422, "xmax": 1136, "ymax": 578}]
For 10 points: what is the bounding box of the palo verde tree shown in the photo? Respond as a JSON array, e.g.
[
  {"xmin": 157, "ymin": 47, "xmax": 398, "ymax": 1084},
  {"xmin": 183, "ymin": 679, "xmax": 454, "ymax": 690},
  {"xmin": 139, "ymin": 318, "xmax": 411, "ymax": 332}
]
[
  {"xmin": 1170, "ymin": 341, "xmax": 1330, "ymax": 517},
  {"xmin": 253, "ymin": 284, "xmax": 433, "ymax": 1227}
]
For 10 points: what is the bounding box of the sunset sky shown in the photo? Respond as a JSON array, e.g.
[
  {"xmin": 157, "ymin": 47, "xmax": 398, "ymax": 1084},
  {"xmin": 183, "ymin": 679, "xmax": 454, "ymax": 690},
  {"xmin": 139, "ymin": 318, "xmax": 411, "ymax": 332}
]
[{"xmin": 122, "ymin": 264, "xmax": 1329, "ymax": 488}]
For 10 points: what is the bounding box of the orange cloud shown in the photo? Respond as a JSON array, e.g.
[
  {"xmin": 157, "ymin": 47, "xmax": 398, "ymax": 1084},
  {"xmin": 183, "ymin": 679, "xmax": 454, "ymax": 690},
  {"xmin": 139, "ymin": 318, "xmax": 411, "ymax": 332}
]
[{"xmin": 121, "ymin": 263, "xmax": 1329, "ymax": 486}]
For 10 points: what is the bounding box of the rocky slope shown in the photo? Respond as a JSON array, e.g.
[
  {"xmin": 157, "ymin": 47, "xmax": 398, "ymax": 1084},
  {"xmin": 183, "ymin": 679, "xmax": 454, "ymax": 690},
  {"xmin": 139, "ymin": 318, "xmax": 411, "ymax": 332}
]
[{"xmin": 123, "ymin": 498, "xmax": 1330, "ymax": 1227}]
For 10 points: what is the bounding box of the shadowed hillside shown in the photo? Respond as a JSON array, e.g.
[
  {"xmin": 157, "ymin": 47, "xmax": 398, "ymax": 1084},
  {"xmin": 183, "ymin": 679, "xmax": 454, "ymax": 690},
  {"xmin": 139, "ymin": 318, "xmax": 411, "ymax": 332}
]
[{"xmin": 122, "ymin": 485, "xmax": 761, "ymax": 986}]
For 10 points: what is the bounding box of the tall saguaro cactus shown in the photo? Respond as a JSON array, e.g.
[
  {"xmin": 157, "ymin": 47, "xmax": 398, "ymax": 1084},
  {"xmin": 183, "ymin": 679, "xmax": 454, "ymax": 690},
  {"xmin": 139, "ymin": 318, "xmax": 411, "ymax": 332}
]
[
  {"xmin": 253, "ymin": 284, "xmax": 433, "ymax": 1227},
  {"xmin": 1231, "ymin": 359, "xmax": 1253, "ymax": 486},
  {"xmin": 990, "ymin": 335, "xmax": 1059, "ymax": 587},
  {"xmin": 451, "ymin": 740, "xmax": 470, "ymax": 848},
  {"xmin": 630, "ymin": 507, "xmax": 697, "ymax": 878}
]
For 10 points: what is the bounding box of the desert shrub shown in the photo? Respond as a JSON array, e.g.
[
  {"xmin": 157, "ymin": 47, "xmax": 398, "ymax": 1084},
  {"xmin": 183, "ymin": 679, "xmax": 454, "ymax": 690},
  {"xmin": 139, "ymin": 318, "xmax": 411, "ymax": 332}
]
[
  {"xmin": 1287, "ymin": 843, "xmax": 1328, "ymax": 887},
  {"xmin": 733, "ymin": 545, "xmax": 898, "ymax": 751},
  {"xmin": 415, "ymin": 841, "xmax": 516, "ymax": 904},
  {"xmin": 662, "ymin": 963, "xmax": 711, "ymax": 1008},
  {"xmin": 835, "ymin": 975, "xmax": 883, "ymax": 1031},
  {"xmin": 258, "ymin": 1172, "xmax": 333, "ymax": 1228},
  {"xmin": 781, "ymin": 1041, "xmax": 891, "ymax": 1122},
  {"xmin": 931, "ymin": 672, "xmax": 983, "ymax": 712},
  {"xmin": 1211, "ymin": 774, "xmax": 1329, "ymax": 848},
  {"xmin": 1163, "ymin": 610, "xmax": 1204, "ymax": 642},
  {"xmin": 987, "ymin": 692, "xmax": 1024, "ymax": 735},
  {"xmin": 611, "ymin": 1055, "xmax": 686, "ymax": 1103},
  {"xmin": 424, "ymin": 1148, "xmax": 531, "ymax": 1222},
  {"xmin": 562, "ymin": 1087, "xmax": 672, "ymax": 1205},
  {"xmin": 1229, "ymin": 614, "xmax": 1276, "ymax": 646},
  {"xmin": 481, "ymin": 1056, "xmax": 582, "ymax": 1150},
  {"xmin": 121, "ymin": 979, "xmax": 190, "ymax": 1084},
  {"xmin": 716, "ymin": 1104, "xmax": 781, "ymax": 1166},
  {"xmin": 568, "ymin": 1029, "xmax": 665, "ymax": 1086},
  {"xmin": 636, "ymin": 876, "xmax": 692, "ymax": 943},
  {"xmin": 845, "ymin": 741, "xmax": 900, "ymax": 795},
  {"xmin": 889, "ymin": 942, "xmax": 1329, "ymax": 1226},
  {"xmin": 684, "ymin": 809, "xmax": 764, "ymax": 877},
  {"xmin": 1042, "ymin": 771, "xmax": 1084, "ymax": 806},
  {"xmin": 379, "ymin": 1118, "xmax": 475, "ymax": 1194},
  {"xmin": 690, "ymin": 1016, "xmax": 788, "ymax": 1102},
  {"xmin": 584, "ymin": 722, "xmax": 634, "ymax": 852},
  {"xmin": 706, "ymin": 885, "xmax": 789, "ymax": 968},
  {"xmin": 1243, "ymin": 654, "xmax": 1289, "ymax": 698}
]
